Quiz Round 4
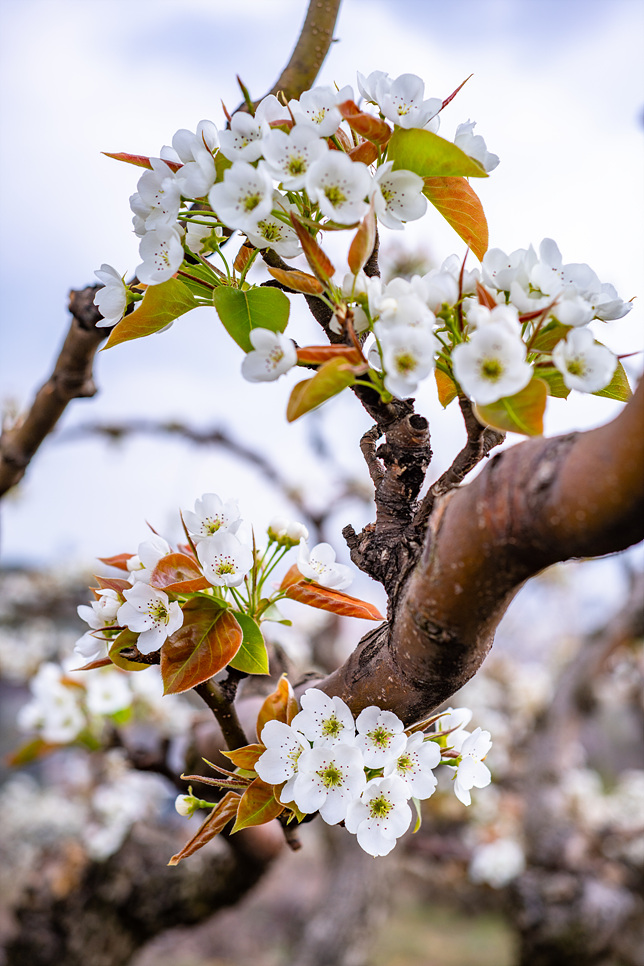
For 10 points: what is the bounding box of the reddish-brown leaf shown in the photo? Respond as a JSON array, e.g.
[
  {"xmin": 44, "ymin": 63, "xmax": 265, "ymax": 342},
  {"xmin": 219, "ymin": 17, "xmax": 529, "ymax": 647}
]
[
  {"xmin": 476, "ymin": 281, "xmax": 497, "ymax": 309},
  {"xmin": 150, "ymin": 553, "xmax": 210, "ymax": 594},
  {"xmin": 6, "ymin": 737, "xmax": 60, "ymax": 766},
  {"xmin": 221, "ymin": 743, "xmax": 265, "ymax": 770},
  {"xmin": 337, "ymin": 100, "xmax": 392, "ymax": 145},
  {"xmin": 232, "ymin": 777, "xmax": 284, "ymax": 832},
  {"xmin": 168, "ymin": 792, "xmax": 240, "ymax": 865},
  {"xmin": 423, "ymin": 177, "xmax": 488, "ymax": 261},
  {"xmin": 296, "ymin": 345, "xmax": 362, "ymax": 366},
  {"xmin": 440, "ymin": 74, "xmax": 473, "ymax": 112},
  {"xmin": 97, "ymin": 553, "xmax": 134, "ymax": 571},
  {"xmin": 233, "ymin": 243, "xmax": 256, "ymax": 273},
  {"xmin": 256, "ymin": 674, "xmax": 298, "ymax": 738},
  {"xmin": 266, "ymin": 266, "xmax": 325, "ymax": 295},
  {"xmin": 72, "ymin": 656, "xmax": 113, "ymax": 672},
  {"xmin": 161, "ymin": 599, "xmax": 242, "ymax": 694},
  {"xmin": 279, "ymin": 565, "xmax": 384, "ymax": 620},
  {"xmin": 290, "ymin": 216, "xmax": 335, "ymax": 284},
  {"xmin": 349, "ymin": 141, "xmax": 379, "ymax": 165},
  {"xmin": 103, "ymin": 151, "xmax": 182, "ymax": 172},
  {"xmin": 348, "ymin": 199, "xmax": 377, "ymax": 275},
  {"xmin": 93, "ymin": 575, "xmax": 130, "ymax": 594}
]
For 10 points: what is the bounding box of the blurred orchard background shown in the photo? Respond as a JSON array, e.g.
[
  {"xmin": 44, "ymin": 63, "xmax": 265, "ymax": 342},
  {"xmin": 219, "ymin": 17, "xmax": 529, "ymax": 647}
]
[{"xmin": 0, "ymin": 1, "xmax": 643, "ymax": 964}]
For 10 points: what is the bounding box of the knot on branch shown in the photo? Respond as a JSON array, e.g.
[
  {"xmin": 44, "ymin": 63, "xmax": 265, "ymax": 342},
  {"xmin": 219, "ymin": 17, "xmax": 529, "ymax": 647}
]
[{"xmin": 68, "ymin": 286, "xmax": 102, "ymax": 331}]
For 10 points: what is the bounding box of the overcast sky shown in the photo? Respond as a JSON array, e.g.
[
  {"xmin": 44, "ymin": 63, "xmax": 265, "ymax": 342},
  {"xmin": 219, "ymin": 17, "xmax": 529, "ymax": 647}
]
[{"xmin": 0, "ymin": 0, "xmax": 642, "ymax": 570}]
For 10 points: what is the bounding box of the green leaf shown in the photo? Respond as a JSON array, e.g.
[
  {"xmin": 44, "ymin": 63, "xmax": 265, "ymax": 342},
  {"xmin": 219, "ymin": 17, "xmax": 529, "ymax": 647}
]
[
  {"xmin": 213, "ymin": 286, "xmax": 290, "ymax": 353},
  {"xmin": 161, "ymin": 598, "xmax": 242, "ymax": 694},
  {"xmin": 423, "ymin": 177, "xmax": 488, "ymax": 260},
  {"xmin": 388, "ymin": 127, "xmax": 488, "ymax": 179},
  {"xmin": 474, "ymin": 378, "xmax": 548, "ymax": 436},
  {"xmin": 286, "ymin": 357, "xmax": 356, "ymax": 422},
  {"xmin": 7, "ymin": 737, "xmax": 59, "ymax": 766},
  {"xmin": 109, "ymin": 629, "xmax": 150, "ymax": 671},
  {"xmin": 529, "ymin": 320, "xmax": 571, "ymax": 353},
  {"xmin": 537, "ymin": 367, "xmax": 571, "ymax": 399},
  {"xmin": 227, "ymin": 612, "xmax": 270, "ymax": 675},
  {"xmin": 593, "ymin": 360, "xmax": 632, "ymax": 402},
  {"xmin": 231, "ymin": 777, "xmax": 284, "ymax": 832},
  {"xmin": 104, "ymin": 278, "xmax": 201, "ymax": 349}
]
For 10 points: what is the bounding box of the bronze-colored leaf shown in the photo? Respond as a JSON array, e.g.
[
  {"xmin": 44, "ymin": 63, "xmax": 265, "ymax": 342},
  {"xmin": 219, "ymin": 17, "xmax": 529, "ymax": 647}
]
[
  {"xmin": 168, "ymin": 792, "xmax": 240, "ymax": 865},
  {"xmin": 279, "ymin": 565, "xmax": 384, "ymax": 620},
  {"xmin": 161, "ymin": 600, "xmax": 242, "ymax": 694},
  {"xmin": 256, "ymin": 674, "xmax": 298, "ymax": 738},
  {"xmin": 231, "ymin": 777, "xmax": 284, "ymax": 833}
]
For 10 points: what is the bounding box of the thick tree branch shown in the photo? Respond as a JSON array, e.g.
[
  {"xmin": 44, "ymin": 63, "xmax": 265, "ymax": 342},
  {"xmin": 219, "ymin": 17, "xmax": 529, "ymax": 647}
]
[
  {"xmin": 267, "ymin": 0, "xmax": 342, "ymax": 102},
  {"xmin": 0, "ymin": 288, "xmax": 105, "ymax": 497},
  {"xmin": 319, "ymin": 379, "xmax": 644, "ymax": 722}
]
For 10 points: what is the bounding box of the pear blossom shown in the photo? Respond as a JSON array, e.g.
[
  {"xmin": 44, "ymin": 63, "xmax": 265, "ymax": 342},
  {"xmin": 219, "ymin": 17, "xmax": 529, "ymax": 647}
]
[
  {"xmin": 74, "ymin": 588, "xmax": 122, "ymax": 663},
  {"xmin": 17, "ymin": 663, "xmax": 85, "ymax": 744},
  {"xmin": 383, "ymin": 732, "xmax": 441, "ymax": 799},
  {"xmin": 372, "ymin": 161, "xmax": 427, "ymax": 229},
  {"xmin": 345, "ymin": 776, "xmax": 412, "ymax": 856},
  {"xmin": 183, "ymin": 493, "xmax": 242, "ymax": 541},
  {"xmin": 552, "ymin": 328, "xmax": 617, "ymax": 393},
  {"xmin": 241, "ymin": 328, "xmax": 297, "ymax": 383},
  {"xmin": 297, "ymin": 541, "xmax": 353, "ymax": 591},
  {"xmin": 454, "ymin": 120, "xmax": 499, "ymax": 172},
  {"xmin": 288, "ymin": 85, "xmax": 353, "ymax": 137},
  {"xmin": 196, "ymin": 530, "xmax": 253, "ymax": 587},
  {"xmin": 469, "ymin": 837, "xmax": 526, "ymax": 887},
  {"xmin": 136, "ymin": 226, "xmax": 185, "ymax": 285},
  {"xmin": 378, "ymin": 73, "xmax": 441, "ymax": 131},
  {"xmin": 465, "ymin": 303, "xmax": 520, "ymax": 334},
  {"xmin": 355, "ymin": 707, "xmax": 407, "ymax": 768},
  {"xmin": 208, "ymin": 161, "xmax": 274, "ymax": 233},
  {"xmin": 451, "ymin": 323, "xmax": 533, "ymax": 405},
  {"xmin": 86, "ymin": 669, "xmax": 132, "ymax": 716},
  {"xmin": 437, "ymin": 706, "xmax": 473, "ymax": 746},
  {"xmin": 305, "ymin": 153, "xmax": 372, "ymax": 224},
  {"xmin": 374, "ymin": 285, "xmax": 435, "ymax": 329},
  {"xmin": 256, "ymin": 719, "xmax": 309, "ymax": 804},
  {"xmin": 356, "ymin": 69, "xmax": 391, "ymax": 106},
  {"xmin": 218, "ymin": 112, "xmax": 269, "ymax": 162},
  {"xmin": 170, "ymin": 119, "xmax": 219, "ymax": 163},
  {"xmin": 291, "ymin": 688, "xmax": 356, "ymax": 745},
  {"xmin": 94, "ymin": 264, "xmax": 128, "ymax": 327},
  {"xmin": 290, "ymin": 743, "xmax": 366, "ymax": 824},
  {"xmin": 376, "ymin": 324, "xmax": 438, "ymax": 398},
  {"xmin": 136, "ymin": 159, "xmax": 182, "ymax": 230},
  {"xmin": 127, "ymin": 534, "xmax": 172, "ymax": 583},
  {"xmin": 267, "ymin": 516, "xmax": 309, "ymax": 545},
  {"xmin": 244, "ymin": 193, "xmax": 301, "ymax": 257},
  {"xmin": 452, "ymin": 727, "xmax": 492, "ymax": 805},
  {"xmin": 184, "ymin": 217, "xmax": 223, "ymax": 256},
  {"xmin": 420, "ymin": 268, "xmax": 460, "ymax": 313},
  {"xmin": 254, "ymin": 93, "xmax": 291, "ymax": 127},
  {"xmin": 262, "ymin": 124, "xmax": 328, "ymax": 189},
  {"xmin": 117, "ymin": 584, "xmax": 183, "ymax": 654},
  {"xmin": 171, "ymin": 120, "xmax": 219, "ymax": 198}
]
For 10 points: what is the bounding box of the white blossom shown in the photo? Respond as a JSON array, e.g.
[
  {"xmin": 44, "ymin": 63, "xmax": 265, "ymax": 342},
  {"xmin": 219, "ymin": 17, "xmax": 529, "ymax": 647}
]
[
  {"xmin": 196, "ymin": 530, "xmax": 253, "ymax": 587},
  {"xmin": 552, "ymin": 327, "xmax": 617, "ymax": 393},
  {"xmin": 297, "ymin": 541, "xmax": 353, "ymax": 591},
  {"xmin": 372, "ymin": 161, "xmax": 427, "ymax": 229},
  {"xmin": 345, "ymin": 776, "xmax": 412, "ymax": 856},
  {"xmin": 85, "ymin": 669, "xmax": 132, "ymax": 716},
  {"xmin": 288, "ymin": 85, "xmax": 353, "ymax": 137},
  {"xmin": 127, "ymin": 534, "xmax": 172, "ymax": 584},
  {"xmin": 262, "ymin": 124, "xmax": 328, "ymax": 189},
  {"xmin": 17, "ymin": 663, "xmax": 85, "ymax": 744},
  {"xmin": 94, "ymin": 264, "xmax": 128, "ymax": 327},
  {"xmin": 291, "ymin": 688, "xmax": 356, "ymax": 745},
  {"xmin": 378, "ymin": 73, "xmax": 441, "ymax": 131},
  {"xmin": 117, "ymin": 584, "xmax": 183, "ymax": 654},
  {"xmin": 183, "ymin": 493, "xmax": 242, "ymax": 542},
  {"xmin": 208, "ymin": 161, "xmax": 274, "ymax": 233},
  {"xmin": 451, "ymin": 323, "xmax": 533, "ymax": 405},
  {"xmin": 305, "ymin": 153, "xmax": 372, "ymax": 224},
  {"xmin": 256, "ymin": 719, "xmax": 309, "ymax": 804},
  {"xmin": 454, "ymin": 120, "xmax": 499, "ymax": 172},
  {"xmin": 136, "ymin": 226, "xmax": 184, "ymax": 285},
  {"xmin": 355, "ymin": 706, "xmax": 407, "ymax": 768},
  {"xmin": 469, "ymin": 837, "xmax": 526, "ymax": 887},
  {"xmin": 453, "ymin": 727, "xmax": 492, "ymax": 805},
  {"xmin": 241, "ymin": 328, "xmax": 298, "ymax": 383},
  {"xmin": 290, "ymin": 743, "xmax": 366, "ymax": 824},
  {"xmin": 376, "ymin": 323, "xmax": 438, "ymax": 398},
  {"xmin": 383, "ymin": 731, "xmax": 441, "ymax": 799},
  {"xmin": 218, "ymin": 111, "xmax": 269, "ymax": 162},
  {"xmin": 136, "ymin": 158, "xmax": 182, "ymax": 230},
  {"xmin": 244, "ymin": 193, "xmax": 302, "ymax": 257}
]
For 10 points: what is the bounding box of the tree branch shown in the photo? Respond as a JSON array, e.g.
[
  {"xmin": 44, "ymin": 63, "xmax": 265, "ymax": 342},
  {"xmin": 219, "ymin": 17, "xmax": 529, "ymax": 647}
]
[
  {"xmin": 319, "ymin": 378, "xmax": 644, "ymax": 722},
  {"xmin": 0, "ymin": 288, "xmax": 106, "ymax": 497},
  {"xmin": 267, "ymin": 0, "xmax": 342, "ymax": 102}
]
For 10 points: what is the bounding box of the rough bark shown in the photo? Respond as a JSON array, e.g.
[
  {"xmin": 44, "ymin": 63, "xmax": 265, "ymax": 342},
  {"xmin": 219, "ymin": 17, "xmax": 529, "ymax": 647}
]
[{"xmin": 318, "ymin": 377, "xmax": 644, "ymax": 722}]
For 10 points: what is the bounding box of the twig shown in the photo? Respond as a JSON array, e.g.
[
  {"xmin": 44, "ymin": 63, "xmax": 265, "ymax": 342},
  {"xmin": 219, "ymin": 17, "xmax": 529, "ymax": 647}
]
[
  {"xmin": 194, "ymin": 678, "xmax": 249, "ymax": 750},
  {"xmin": 267, "ymin": 0, "xmax": 342, "ymax": 102}
]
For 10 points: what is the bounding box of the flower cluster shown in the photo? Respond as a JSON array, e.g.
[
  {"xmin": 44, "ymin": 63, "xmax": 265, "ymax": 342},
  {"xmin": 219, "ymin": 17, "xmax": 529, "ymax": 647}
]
[
  {"xmin": 70, "ymin": 494, "xmax": 380, "ymax": 696},
  {"xmin": 176, "ymin": 688, "xmax": 492, "ymax": 858},
  {"xmin": 94, "ymin": 68, "xmax": 633, "ymax": 436}
]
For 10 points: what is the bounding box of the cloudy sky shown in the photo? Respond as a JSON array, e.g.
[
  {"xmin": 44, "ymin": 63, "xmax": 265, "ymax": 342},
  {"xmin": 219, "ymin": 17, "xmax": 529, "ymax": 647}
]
[{"xmin": 0, "ymin": 0, "xmax": 642, "ymax": 571}]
